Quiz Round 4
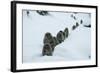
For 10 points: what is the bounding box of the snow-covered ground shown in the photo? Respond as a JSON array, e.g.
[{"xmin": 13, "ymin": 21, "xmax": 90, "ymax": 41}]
[{"xmin": 22, "ymin": 10, "xmax": 91, "ymax": 63}]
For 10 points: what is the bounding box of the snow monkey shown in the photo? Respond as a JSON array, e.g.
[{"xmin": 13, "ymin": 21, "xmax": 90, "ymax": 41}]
[
  {"xmin": 57, "ymin": 31, "xmax": 65, "ymax": 43},
  {"xmin": 36, "ymin": 10, "xmax": 49, "ymax": 16},
  {"xmin": 26, "ymin": 11, "xmax": 29, "ymax": 16},
  {"xmin": 42, "ymin": 43, "xmax": 52, "ymax": 56},
  {"xmin": 73, "ymin": 16, "xmax": 76, "ymax": 20},
  {"xmin": 64, "ymin": 27, "xmax": 69, "ymax": 38},
  {"xmin": 43, "ymin": 32, "xmax": 53, "ymax": 44},
  {"xmin": 72, "ymin": 22, "xmax": 80, "ymax": 30},
  {"xmin": 43, "ymin": 32, "xmax": 55, "ymax": 52},
  {"xmin": 76, "ymin": 22, "xmax": 79, "ymax": 27},
  {"xmin": 72, "ymin": 25, "xmax": 76, "ymax": 30},
  {"xmin": 70, "ymin": 14, "xmax": 76, "ymax": 20},
  {"xmin": 84, "ymin": 24, "xmax": 91, "ymax": 28},
  {"xmin": 80, "ymin": 19, "xmax": 83, "ymax": 24}
]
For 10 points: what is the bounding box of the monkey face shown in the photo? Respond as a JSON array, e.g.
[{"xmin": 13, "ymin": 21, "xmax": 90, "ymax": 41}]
[{"xmin": 45, "ymin": 32, "xmax": 52, "ymax": 39}]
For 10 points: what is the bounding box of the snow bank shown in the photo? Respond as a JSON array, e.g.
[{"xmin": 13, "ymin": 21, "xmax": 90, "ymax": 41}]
[{"xmin": 22, "ymin": 11, "xmax": 91, "ymax": 63}]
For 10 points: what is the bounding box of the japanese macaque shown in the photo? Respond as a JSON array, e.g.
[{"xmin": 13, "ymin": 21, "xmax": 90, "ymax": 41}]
[
  {"xmin": 26, "ymin": 11, "xmax": 29, "ymax": 16},
  {"xmin": 36, "ymin": 10, "xmax": 49, "ymax": 16},
  {"xmin": 89, "ymin": 55, "xmax": 91, "ymax": 59},
  {"xmin": 57, "ymin": 31, "xmax": 65, "ymax": 43},
  {"xmin": 70, "ymin": 14, "xmax": 76, "ymax": 20},
  {"xmin": 43, "ymin": 32, "xmax": 55, "ymax": 52},
  {"xmin": 84, "ymin": 24, "xmax": 91, "ymax": 28},
  {"xmin": 64, "ymin": 27, "xmax": 69, "ymax": 38},
  {"xmin": 76, "ymin": 22, "xmax": 79, "ymax": 27},
  {"xmin": 43, "ymin": 32, "xmax": 53, "ymax": 44},
  {"xmin": 72, "ymin": 22, "xmax": 79, "ymax": 30},
  {"xmin": 73, "ymin": 16, "xmax": 76, "ymax": 20},
  {"xmin": 80, "ymin": 19, "xmax": 83, "ymax": 24},
  {"xmin": 72, "ymin": 25, "xmax": 76, "ymax": 30},
  {"xmin": 42, "ymin": 43, "xmax": 52, "ymax": 56}
]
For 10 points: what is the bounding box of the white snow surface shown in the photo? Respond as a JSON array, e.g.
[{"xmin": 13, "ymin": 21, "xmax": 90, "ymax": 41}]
[{"xmin": 23, "ymin": 11, "xmax": 91, "ymax": 63}]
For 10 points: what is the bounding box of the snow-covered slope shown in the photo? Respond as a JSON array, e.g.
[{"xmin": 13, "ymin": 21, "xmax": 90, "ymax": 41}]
[{"xmin": 22, "ymin": 11, "xmax": 91, "ymax": 63}]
